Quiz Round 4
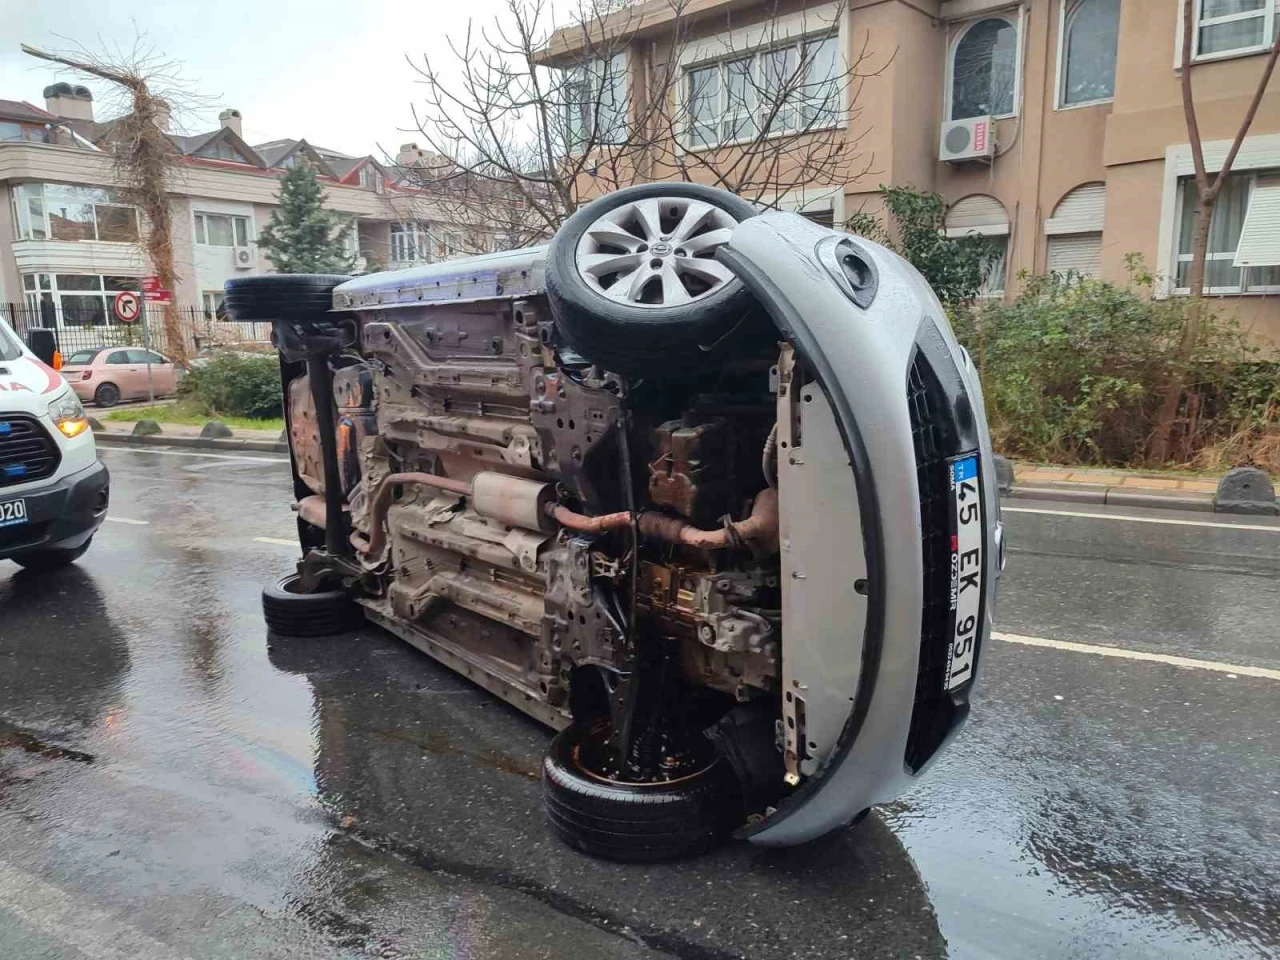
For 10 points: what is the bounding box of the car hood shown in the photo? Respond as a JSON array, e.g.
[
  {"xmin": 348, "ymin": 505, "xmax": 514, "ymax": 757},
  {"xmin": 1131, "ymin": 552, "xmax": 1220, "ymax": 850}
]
[{"xmin": 0, "ymin": 351, "xmax": 70, "ymax": 416}]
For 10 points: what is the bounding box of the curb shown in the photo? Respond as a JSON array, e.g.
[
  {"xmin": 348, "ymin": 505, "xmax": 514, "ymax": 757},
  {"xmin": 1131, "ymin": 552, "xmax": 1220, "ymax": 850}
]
[
  {"xmin": 1009, "ymin": 483, "xmax": 1215, "ymax": 512},
  {"xmin": 95, "ymin": 432, "xmax": 288, "ymax": 455}
]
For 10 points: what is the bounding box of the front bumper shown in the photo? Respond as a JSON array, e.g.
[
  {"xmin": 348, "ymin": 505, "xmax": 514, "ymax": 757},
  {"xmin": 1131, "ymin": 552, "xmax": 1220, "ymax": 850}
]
[{"xmin": 0, "ymin": 461, "xmax": 110, "ymax": 559}]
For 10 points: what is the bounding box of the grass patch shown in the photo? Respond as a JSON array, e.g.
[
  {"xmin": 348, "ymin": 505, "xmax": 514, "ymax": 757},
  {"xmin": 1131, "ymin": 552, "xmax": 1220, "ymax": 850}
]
[{"xmin": 102, "ymin": 401, "xmax": 284, "ymax": 434}]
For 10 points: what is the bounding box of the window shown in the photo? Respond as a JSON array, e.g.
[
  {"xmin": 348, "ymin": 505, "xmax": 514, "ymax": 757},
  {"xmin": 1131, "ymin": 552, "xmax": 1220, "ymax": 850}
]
[
  {"xmin": 106, "ymin": 350, "xmax": 131, "ymax": 364},
  {"xmin": 684, "ymin": 34, "xmax": 841, "ymax": 149},
  {"xmin": 195, "ymin": 212, "xmax": 251, "ymax": 247},
  {"xmin": 1060, "ymin": 0, "xmax": 1120, "ymax": 106},
  {"xmin": 0, "ymin": 122, "xmax": 22, "ymax": 141},
  {"xmin": 945, "ymin": 195, "xmax": 1011, "ymax": 297},
  {"xmin": 1176, "ymin": 171, "xmax": 1280, "ymax": 293},
  {"xmin": 18, "ymin": 184, "xmax": 140, "ymax": 243},
  {"xmin": 195, "ymin": 139, "xmax": 248, "ymax": 162},
  {"xmin": 950, "ymin": 18, "xmax": 1019, "ymax": 120},
  {"xmin": 66, "ymin": 349, "xmax": 102, "ymax": 365},
  {"xmin": 566, "ymin": 52, "xmax": 628, "ymax": 151},
  {"xmin": 18, "ymin": 274, "xmax": 141, "ymax": 327},
  {"xmin": 1192, "ymin": 0, "xmax": 1276, "ymax": 59},
  {"xmin": 1045, "ymin": 183, "xmax": 1106, "ymax": 277},
  {"xmin": 358, "ymin": 165, "xmax": 377, "ymax": 189},
  {"xmin": 202, "ymin": 290, "xmax": 225, "ymax": 320},
  {"xmin": 391, "ymin": 222, "xmax": 430, "ymax": 264}
]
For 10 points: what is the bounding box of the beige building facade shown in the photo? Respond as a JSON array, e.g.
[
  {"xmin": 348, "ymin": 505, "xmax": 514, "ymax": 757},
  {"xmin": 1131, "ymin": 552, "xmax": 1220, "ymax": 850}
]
[
  {"xmin": 0, "ymin": 88, "xmax": 482, "ymax": 337},
  {"xmin": 551, "ymin": 0, "xmax": 1280, "ymax": 343}
]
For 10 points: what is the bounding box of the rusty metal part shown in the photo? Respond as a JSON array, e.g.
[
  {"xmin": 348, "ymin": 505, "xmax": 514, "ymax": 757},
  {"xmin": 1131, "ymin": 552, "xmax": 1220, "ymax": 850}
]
[
  {"xmin": 471, "ymin": 472, "xmax": 555, "ymax": 533},
  {"xmin": 647, "ymin": 417, "xmax": 729, "ymax": 522},
  {"xmin": 296, "ymin": 494, "xmax": 327, "ymax": 528},
  {"xmin": 548, "ymin": 487, "xmax": 779, "ymax": 553},
  {"xmin": 287, "ymin": 374, "xmax": 324, "ymax": 494},
  {"xmin": 360, "ymin": 472, "xmax": 473, "ymax": 557}
]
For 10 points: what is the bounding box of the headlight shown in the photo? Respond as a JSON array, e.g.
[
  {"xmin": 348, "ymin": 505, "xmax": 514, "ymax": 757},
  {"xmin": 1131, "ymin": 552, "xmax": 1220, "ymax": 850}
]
[{"xmin": 48, "ymin": 390, "xmax": 89, "ymax": 439}]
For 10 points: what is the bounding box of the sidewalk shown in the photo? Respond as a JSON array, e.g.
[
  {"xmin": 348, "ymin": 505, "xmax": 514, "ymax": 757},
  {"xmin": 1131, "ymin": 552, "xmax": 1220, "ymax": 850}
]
[{"xmin": 93, "ymin": 419, "xmax": 286, "ymax": 453}]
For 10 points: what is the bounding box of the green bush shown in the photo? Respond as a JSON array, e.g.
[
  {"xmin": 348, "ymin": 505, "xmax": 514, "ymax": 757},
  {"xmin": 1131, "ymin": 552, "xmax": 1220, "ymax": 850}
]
[
  {"xmin": 951, "ymin": 265, "xmax": 1280, "ymax": 469},
  {"xmin": 178, "ymin": 353, "xmax": 282, "ymax": 420}
]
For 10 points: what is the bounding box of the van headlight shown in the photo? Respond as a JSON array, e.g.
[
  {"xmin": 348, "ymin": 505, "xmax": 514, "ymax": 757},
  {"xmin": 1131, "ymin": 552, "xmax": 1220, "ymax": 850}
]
[{"xmin": 48, "ymin": 391, "xmax": 90, "ymax": 439}]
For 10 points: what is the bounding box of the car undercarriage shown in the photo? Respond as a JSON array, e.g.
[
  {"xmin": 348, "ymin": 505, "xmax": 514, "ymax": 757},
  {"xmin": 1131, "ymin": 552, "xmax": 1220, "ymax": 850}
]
[{"xmin": 234, "ymin": 183, "xmax": 1001, "ymax": 859}]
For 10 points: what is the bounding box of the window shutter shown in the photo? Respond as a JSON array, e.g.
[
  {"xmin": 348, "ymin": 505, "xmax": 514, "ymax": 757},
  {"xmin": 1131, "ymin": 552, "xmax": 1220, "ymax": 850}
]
[
  {"xmin": 945, "ymin": 195, "xmax": 1010, "ymax": 237},
  {"xmin": 1047, "ymin": 233, "xmax": 1103, "ymax": 276},
  {"xmin": 1233, "ymin": 177, "xmax": 1280, "ymax": 268},
  {"xmin": 1045, "ymin": 183, "xmax": 1106, "ymax": 234}
]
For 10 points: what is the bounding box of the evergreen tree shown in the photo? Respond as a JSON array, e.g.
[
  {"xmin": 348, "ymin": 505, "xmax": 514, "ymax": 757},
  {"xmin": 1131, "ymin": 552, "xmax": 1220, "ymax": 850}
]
[{"xmin": 257, "ymin": 160, "xmax": 356, "ymax": 274}]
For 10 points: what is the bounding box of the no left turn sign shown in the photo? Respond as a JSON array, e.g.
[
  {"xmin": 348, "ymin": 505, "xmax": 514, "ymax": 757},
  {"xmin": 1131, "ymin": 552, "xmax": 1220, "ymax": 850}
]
[{"xmin": 114, "ymin": 290, "xmax": 142, "ymax": 324}]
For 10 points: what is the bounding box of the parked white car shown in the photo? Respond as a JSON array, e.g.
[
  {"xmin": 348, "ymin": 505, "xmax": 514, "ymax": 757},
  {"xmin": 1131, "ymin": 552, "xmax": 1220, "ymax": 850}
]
[{"xmin": 0, "ymin": 317, "xmax": 109, "ymax": 570}]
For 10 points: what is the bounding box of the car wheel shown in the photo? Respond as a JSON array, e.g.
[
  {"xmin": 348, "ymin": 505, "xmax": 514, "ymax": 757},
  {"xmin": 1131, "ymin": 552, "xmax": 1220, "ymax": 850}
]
[
  {"xmin": 12, "ymin": 538, "xmax": 92, "ymax": 572},
  {"xmin": 261, "ymin": 573, "xmax": 364, "ymax": 637},
  {"xmin": 542, "ymin": 721, "xmax": 743, "ymax": 861},
  {"xmin": 94, "ymin": 383, "xmax": 120, "ymax": 408},
  {"xmin": 545, "ymin": 183, "xmax": 763, "ymax": 376},
  {"xmin": 224, "ymin": 274, "xmax": 352, "ymax": 321}
]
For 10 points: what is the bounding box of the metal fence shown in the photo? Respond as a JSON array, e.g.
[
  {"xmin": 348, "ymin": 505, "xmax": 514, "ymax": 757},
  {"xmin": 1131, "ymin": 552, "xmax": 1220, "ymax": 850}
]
[{"xmin": 0, "ymin": 304, "xmax": 272, "ymax": 359}]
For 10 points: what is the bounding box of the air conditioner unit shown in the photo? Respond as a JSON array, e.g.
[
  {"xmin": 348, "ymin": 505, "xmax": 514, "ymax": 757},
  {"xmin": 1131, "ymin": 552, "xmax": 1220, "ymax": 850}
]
[
  {"xmin": 939, "ymin": 117, "xmax": 995, "ymax": 163},
  {"xmin": 232, "ymin": 246, "xmax": 253, "ymax": 269}
]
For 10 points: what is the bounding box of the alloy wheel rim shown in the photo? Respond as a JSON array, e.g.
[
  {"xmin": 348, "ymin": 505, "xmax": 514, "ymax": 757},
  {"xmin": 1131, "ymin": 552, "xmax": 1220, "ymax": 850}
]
[{"xmin": 574, "ymin": 197, "xmax": 740, "ymax": 308}]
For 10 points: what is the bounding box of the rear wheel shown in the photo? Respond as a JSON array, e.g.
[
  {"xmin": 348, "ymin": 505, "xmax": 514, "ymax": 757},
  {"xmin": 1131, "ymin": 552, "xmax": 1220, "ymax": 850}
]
[
  {"xmin": 224, "ymin": 274, "xmax": 352, "ymax": 321},
  {"xmin": 542, "ymin": 721, "xmax": 743, "ymax": 861},
  {"xmin": 12, "ymin": 538, "xmax": 92, "ymax": 572},
  {"xmin": 93, "ymin": 383, "xmax": 120, "ymax": 408},
  {"xmin": 545, "ymin": 183, "xmax": 763, "ymax": 376},
  {"xmin": 262, "ymin": 573, "xmax": 363, "ymax": 637}
]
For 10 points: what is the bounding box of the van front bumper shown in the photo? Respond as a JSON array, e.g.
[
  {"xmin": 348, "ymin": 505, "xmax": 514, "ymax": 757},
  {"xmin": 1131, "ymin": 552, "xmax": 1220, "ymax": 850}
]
[{"xmin": 0, "ymin": 461, "xmax": 110, "ymax": 560}]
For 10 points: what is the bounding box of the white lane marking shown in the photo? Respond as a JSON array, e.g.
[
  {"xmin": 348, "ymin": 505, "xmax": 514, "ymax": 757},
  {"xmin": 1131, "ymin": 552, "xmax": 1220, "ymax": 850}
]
[
  {"xmin": 994, "ymin": 631, "xmax": 1280, "ymax": 681},
  {"xmin": 105, "ymin": 516, "xmax": 149, "ymax": 525},
  {"xmin": 0, "ymin": 860, "xmax": 193, "ymax": 960},
  {"xmin": 99, "ymin": 447, "xmax": 287, "ymax": 464},
  {"xmin": 1003, "ymin": 506, "xmax": 1280, "ymax": 534},
  {"xmin": 254, "ymin": 537, "xmax": 298, "ymax": 547}
]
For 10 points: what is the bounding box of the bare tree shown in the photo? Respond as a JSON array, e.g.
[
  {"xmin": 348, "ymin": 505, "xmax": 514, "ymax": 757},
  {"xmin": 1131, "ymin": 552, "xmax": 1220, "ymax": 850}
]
[
  {"xmin": 401, "ymin": 0, "xmax": 884, "ymax": 246},
  {"xmin": 1148, "ymin": 3, "xmax": 1279, "ymax": 460},
  {"xmin": 22, "ymin": 39, "xmax": 206, "ymax": 362}
]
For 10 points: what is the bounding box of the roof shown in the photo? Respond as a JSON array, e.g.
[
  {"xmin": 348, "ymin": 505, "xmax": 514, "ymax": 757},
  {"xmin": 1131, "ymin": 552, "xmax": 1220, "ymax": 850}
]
[{"xmin": 0, "ymin": 99, "xmax": 58, "ymax": 124}]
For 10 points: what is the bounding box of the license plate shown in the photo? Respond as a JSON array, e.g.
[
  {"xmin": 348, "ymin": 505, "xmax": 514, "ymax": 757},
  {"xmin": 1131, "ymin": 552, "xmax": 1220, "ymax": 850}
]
[
  {"xmin": 0, "ymin": 498, "xmax": 27, "ymax": 529},
  {"xmin": 945, "ymin": 455, "xmax": 983, "ymax": 691}
]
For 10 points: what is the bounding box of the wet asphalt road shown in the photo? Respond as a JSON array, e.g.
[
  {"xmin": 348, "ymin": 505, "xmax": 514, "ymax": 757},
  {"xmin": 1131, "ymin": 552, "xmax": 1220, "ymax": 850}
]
[{"xmin": 0, "ymin": 445, "xmax": 1277, "ymax": 960}]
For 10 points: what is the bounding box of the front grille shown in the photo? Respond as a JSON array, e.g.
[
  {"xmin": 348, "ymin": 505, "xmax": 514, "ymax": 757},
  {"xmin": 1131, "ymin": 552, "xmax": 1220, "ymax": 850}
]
[
  {"xmin": 0, "ymin": 415, "xmax": 61, "ymax": 489},
  {"xmin": 904, "ymin": 353, "xmax": 964, "ymax": 772}
]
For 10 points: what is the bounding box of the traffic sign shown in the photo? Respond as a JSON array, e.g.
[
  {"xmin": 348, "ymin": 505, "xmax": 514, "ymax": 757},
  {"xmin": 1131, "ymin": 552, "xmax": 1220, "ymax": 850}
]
[
  {"xmin": 140, "ymin": 276, "xmax": 172, "ymax": 303},
  {"xmin": 114, "ymin": 290, "xmax": 142, "ymax": 323}
]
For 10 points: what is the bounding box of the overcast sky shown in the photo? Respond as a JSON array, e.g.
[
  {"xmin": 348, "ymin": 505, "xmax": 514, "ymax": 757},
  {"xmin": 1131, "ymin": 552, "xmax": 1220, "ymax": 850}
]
[{"xmin": 0, "ymin": 0, "xmax": 531, "ymax": 159}]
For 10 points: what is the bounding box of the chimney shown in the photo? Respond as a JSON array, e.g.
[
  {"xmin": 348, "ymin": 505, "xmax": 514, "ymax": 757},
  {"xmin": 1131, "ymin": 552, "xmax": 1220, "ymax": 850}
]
[
  {"xmin": 151, "ymin": 99, "xmax": 172, "ymax": 132},
  {"xmin": 218, "ymin": 108, "xmax": 242, "ymax": 137},
  {"xmin": 396, "ymin": 142, "xmax": 424, "ymax": 167},
  {"xmin": 43, "ymin": 82, "xmax": 94, "ymax": 122}
]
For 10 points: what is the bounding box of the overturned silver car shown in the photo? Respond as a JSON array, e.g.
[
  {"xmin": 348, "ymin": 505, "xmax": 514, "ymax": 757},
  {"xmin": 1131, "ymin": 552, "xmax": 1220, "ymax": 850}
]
[{"xmin": 229, "ymin": 183, "xmax": 1004, "ymax": 859}]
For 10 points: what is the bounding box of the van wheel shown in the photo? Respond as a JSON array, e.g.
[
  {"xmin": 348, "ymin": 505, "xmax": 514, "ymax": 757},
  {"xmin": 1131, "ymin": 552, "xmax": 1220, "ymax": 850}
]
[
  {"xmin": 545, "ymin": 183, "xmax": 762, "ymax": 375},
  {"xmin": 262, "ymin": 573, "xmax": 363, "ymax": 637},
  {"xmin": 94, "ymin": 383, "xmax": 120, "ymax": 408},
  {"xmin": 542, "ymin": 721, "xmax": 743, "ymax": 861}
]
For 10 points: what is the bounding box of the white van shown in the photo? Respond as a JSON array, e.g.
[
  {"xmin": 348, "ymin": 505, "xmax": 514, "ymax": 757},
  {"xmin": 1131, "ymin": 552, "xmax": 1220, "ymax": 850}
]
[{"xmin": 0, "ymin": 317, "xmax": 109, "ymax": 570}]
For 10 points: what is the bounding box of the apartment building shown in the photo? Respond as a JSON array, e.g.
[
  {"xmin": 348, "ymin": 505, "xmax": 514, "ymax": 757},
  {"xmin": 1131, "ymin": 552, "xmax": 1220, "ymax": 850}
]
[
  {"xmin": 546, "ymin": 0, "xmax": 1280, "ymax": 343},
  {"xmin": 0, "ymin": 85, "xmax": 487, "ymax": 334}
]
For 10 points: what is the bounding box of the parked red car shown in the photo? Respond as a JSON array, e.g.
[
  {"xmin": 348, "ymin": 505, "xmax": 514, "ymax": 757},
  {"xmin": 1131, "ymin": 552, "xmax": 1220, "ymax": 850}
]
[{"xmin": 61, "ymin": 347, "xmax": 181, "ymax": 407}]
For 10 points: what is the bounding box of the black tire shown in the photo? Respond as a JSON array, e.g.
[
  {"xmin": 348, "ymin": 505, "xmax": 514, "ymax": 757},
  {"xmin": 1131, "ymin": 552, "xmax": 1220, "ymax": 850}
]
[
  {"xmin": 12, "ymin": 538, "xmax": 92, "ymax": 572},
  {"xmin": 542, "ymin": 722, "xmax": 743, "ymax": 861},
  {"xmin": 94, "ymin": 383, "xmax": 120, "ymax": 408},
  {"xmin": 224, "ymin": 274, "xmax": 351, "ymax": 322},
  {"xmin": 545, "ymin": 183, "xmax": 762, "ymax": 375},
  {"xmin": 262, "ymin": 573, "xmax": 364, "ymax": 637}
]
